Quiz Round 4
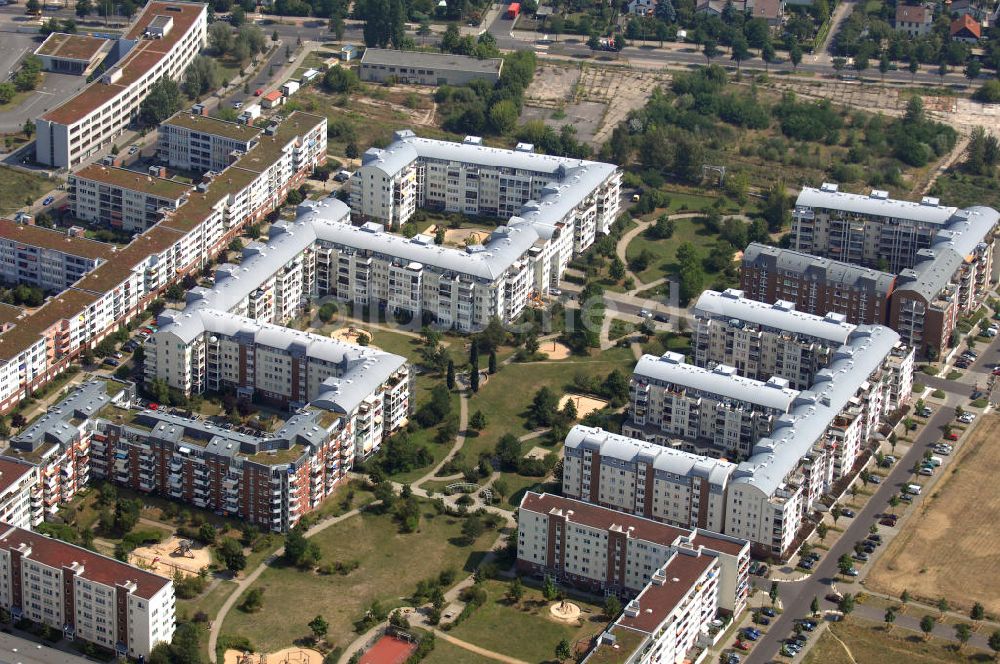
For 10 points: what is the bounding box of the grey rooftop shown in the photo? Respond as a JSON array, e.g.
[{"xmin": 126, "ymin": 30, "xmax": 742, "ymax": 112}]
[
  {"xmin": 360, "ymin": 48, "xmax": 503, "ymax": 74},
  {"xmin": 694, "ymin": 289, "xmax": 857, "ymax": 345}
]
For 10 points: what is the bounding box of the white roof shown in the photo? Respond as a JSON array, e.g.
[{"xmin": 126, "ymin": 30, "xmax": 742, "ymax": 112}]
[
  {"xmin": 633, "ymin": 352, "xmax": 801, "ymax": 412},
  {"xmin": 565, "ymin": 425, "xmax": 735, "ymax": 486},
  {"xmin": 796, "ymin": 186, "xmax": 957, "ymax": 225},
  {"xmin": 695, "ymin": 289, "xmax": 855, "ymax": 345}
]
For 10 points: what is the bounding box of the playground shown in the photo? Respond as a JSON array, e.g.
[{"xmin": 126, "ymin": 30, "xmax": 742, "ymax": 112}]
[
  {"xmin": 224, "ymin": 647, "xmax": 325, "ymax": 664},
  {"xmin": 331, "ymin": 326, "xmax": 373, "ymax": 346},
  {"xmin": 558, "ymin": 394, "xmax": 609, "ymax": 418},
  {"xmin": 359, "ymin": 634, "xmax": 418, "ymax": 664},
  {"xmin": 130, "ymin": 536, "xmax": 211, "ymax": 578},
  {"xmin": 542, "ymin": 340, "xmax": 572, "ymax": 360}
]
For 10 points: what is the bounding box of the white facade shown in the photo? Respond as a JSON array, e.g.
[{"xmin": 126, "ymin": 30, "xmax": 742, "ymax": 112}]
[
  {"xmin": 157, "ymin": 112, "xmax": 262, "ymax": 173},
  {"xmin": 69, "ymin": 165, "xmax": 191, "ymax": 232},
  {"xmin": 35, "ymin": 2, "xmax": 208, "ymax": 168},
  {"xmin": 0, "ymin": 525, "xmax": 174, "ymax": 659}
]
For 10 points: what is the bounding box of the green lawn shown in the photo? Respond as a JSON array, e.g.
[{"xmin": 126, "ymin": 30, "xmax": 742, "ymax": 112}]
[
  {"xmin": 462, "ymin": 346, "xmax": 636, "ymax": 461},
  {"xmin": 497, "ymin": 475, "xmax": 559, "ymax": 511},
  {"xmin": 625, "ymin": 216, "xmax": 712, "ymax": 284},
  {"xmin": 422, "ymin": 640, "xmax": 496, "ymax": 664},
  {"xmin": 0, "ymin": 166, "xmax": 52, "ymax": 216},
  {"xmin": 662, "ymin": 190, "xmax": 740, "ymax": 214},
  {"xmin": 448, "ymin": 579, "xmax": 606, "ymax": 663},
  {"xmin": 220, "ymin": 503, "xmax": 493, "ymax": 652}
]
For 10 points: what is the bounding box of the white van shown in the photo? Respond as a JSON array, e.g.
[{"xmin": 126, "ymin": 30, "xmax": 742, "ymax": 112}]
[
  {"xmin": 905, "ymin": 484, "xmax": 922, "ymax": 495},
  {"xmin": 928, "ymin": 456, "xmax": 943, "ymax": 467}
]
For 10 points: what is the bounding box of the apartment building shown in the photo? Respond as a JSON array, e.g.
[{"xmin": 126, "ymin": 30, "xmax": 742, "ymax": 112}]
[
  {"xmin": 580, "ymin": 551, "xmax": 720, "ymax": 664},
  {"xmin": 351, "ymin": 131, "xmax": 621, "ymax": 250},
  {"xmin": 692, "ymin": 288, "xmax": 858, "ymax": 389},
  {"xmin": 740, "ymin": 243, "xmax": 896, "ymax": 327},
  {"xmin": 562, "ymin": 426, "xmax": 735, "ymax": 533},
  {"xmin": 158, "ymin": 112, "xmax": 263, "ymax": 173},
  {"xmin": 624, "ymin": 351, "xmax": 801, "ymax": 457},
  {"xmin": 0, "ymin": 524, "xmax": 174, "ymax": 659},
  {"xmin": 516, "ymin": 492, "xmax": 750, "ymax": 615},
  {"xmin": 69, "ymin": 165, "xmax": 191, "ymax": 232},
  {"xmin": 5, "ymin": 382, "xmax": 135, "ymax": 520},
  {"xmin": 0, "ymin": 219, "xmax": 115, "ymax": 292},
  {"xmin": 0, "ymin": 113, "xmax": 327, "ymax": 417},
  {"xmin": 359, "ymin": 49, "xmax": 503, "ymax": 86},
  {"xmin": 0, "ymin": 460, "xmax": 41, "ymax": 531},
  {"xmin": 791, "ymin": 184, "xmax": 959, "ymax": 272},
  {"xmin": 35, "ymin": 1, "xmax": 208, "ymax": 168}
]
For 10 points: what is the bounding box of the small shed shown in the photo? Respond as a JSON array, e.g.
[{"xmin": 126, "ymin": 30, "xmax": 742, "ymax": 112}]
[{"xmin": 340, "ymin": 44, "xmax": 359, "ymax": 61}]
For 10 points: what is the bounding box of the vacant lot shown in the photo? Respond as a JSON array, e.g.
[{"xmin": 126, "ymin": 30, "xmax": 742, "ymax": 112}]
[
  {"xmin": 220, "ymin": 504, "xmax": 491, "ymax": 652},
  {"xmin": 867, "ymin": 414, "xmax": 1000, "ymax": 614},
  {"xmin": 0, "ymin": 166, "xmax": 52, "ymax": 216},
  {"xmin": 803, "ymin": 618, "xmax": 989, "ymax": 664}
]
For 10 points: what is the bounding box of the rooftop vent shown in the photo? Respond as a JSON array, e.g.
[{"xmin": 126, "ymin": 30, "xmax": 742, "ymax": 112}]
[{"xmin": 820, "ymin": 182, "xmax": 839, "ymax": 193}]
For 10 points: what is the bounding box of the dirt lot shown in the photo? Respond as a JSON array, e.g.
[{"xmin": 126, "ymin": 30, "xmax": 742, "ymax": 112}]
[
  {"xmin": 541, "ymin": 339, "xmax": 572, "ymax": 360},
  {"xmin": 867, "ymin": 414, "xmax": 1000, "ymax": 613},
  {"xmin": 224, "ymin": 647, "xmax": 324, "ymax": 664},
  {"xmin": 558, "ymin": 394, "xmax": 609, "ymax": 418}
]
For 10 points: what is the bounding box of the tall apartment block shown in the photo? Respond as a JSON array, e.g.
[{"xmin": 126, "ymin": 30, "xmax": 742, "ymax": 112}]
[
  {"xmin": 158, "ymin": 113, "xmax": 263, "ymax": 173},
  {"xmin": 0, "ymin": 460, "xmax": 42, "ymax": 531},
  {"xmin": 692, "ymin": 288, "xmax": 858, "ymax": 389},
  {"xmin": 762, "ymin": 184, "xmax": 998, "ymax": 358},
  {"xmin": 0, "ymin": 112, "xmax": 327, "ymax": 416},
  {"xmin": 69, "ymin": 165, "xmax": 192, "ymax": 232},
  {"xmin": 35, "ymin": 2, "xmax": 208, "ymax": 168},
  {"xmin": 740, "ymin": 242, "xmax": 896, "ymax": 327},
  {"xmin": 516, "ymin": 492, "xmax": 750, "ymax": 616},
  {"xmin": 593, "ymin": 292, "xmax": 915, "ymax": 557},
  {"xmin": 624, "ymin": 351, "xmax": 801, "ymax": 457},
  {"xmin": 0, "ymin": 524, "xmax": 175, "ymax": 658},
  {"xmin": 0, "ymin": 219, "xmax": 115, "ymax": 291}
]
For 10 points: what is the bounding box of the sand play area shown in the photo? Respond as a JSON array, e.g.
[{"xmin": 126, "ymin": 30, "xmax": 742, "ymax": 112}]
[
  {"xmin": 543, "ymin": 340, "xmax": 572, "ymax": 360},
  {"xmin": 331, "ymin": 326, "xmax": 373, "ymax": 345},
  {"xmin": 559, "ymin": 394, "xmax": 609, "ymax": 418},
  {"xmin": 549, "ymin": 600, "xmax": 582, "ymax": 623},
  {"xmin": 443, "ymin": 228, "xmax": 488, "ymax": 247},
  {"xmin": 224, "ymin": 647, "xmax": 324, "ymax": 664},
  {"xmin": 130, "ymin": 536, "xmax": 211, "ymax": 578}
]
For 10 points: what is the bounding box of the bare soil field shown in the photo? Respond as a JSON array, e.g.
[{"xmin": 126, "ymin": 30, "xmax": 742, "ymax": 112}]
[
  {"xmin": 866, "ymin": 413, "xmax": 1000, "ymax": 613},
  {"xmin": 558, "ymin": 393, "xmax": 609, "ymax": 418},
  {"xmin": 130, "ymin": 536, "xmax": 211, "ymax": 578}
]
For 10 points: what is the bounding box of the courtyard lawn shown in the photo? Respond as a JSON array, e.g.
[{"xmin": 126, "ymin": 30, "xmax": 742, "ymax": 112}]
[
  {"xmin": 448, "ymin": 579, "xmax": 606, "ymax": 663},
  {"xmin": 496, "ymin": 474, "xmax": 559, "ymax": 511},
  {"xmin": 461, "ymin": 346, "xmax": 636, "ymax": 461},
  {"xmin": 625, "ymin": 216, "xmax": 711, "ymax": 284},
  {"xmin": 220, "ymin": 503, "xmax": 492, "ymax": 653},
  {"xmin": 662, "ymin": 190, "xmax": 740, "ymax": 215}
]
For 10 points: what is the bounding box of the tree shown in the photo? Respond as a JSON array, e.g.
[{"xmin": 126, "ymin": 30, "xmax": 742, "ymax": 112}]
[
  {"xmin": 703, "ymin": 38, "xmax": 719, "ymax": 64},
  {"xmin": 496, "ymin": 434, "xmax": 522, "ymax": 469},
  {"xmin": 605, "ymin": 595, "xmax": 622, "ymax": 619},
  {"xmin": 488, "ymin": 349, "xmax": 497, "ymax": 375},
  {"xmin": 198, "ymin": 522, "xmax": 217, "ymax": 545},
  {"xmin": 901, "ymin": 589, "xmax": 910, "ymax": 605},
  {"xmin": 965, "ymin": 59, "xmax": 982, "ymax": 82},
  {"xmin": 956, "ymin": 623, "xmax": 972, "ymax": 652},
  {"xmin": 139, "ymin": 78, "xmax": 182, "ymax": 126},
  {"xmin": 219, "ymin": 538, "xmax": 246, "ymax": 574},
  {"xmin": 839, "ymin": 593, "xmax": 855, "ymax": 616},
  {"xmin": 920, "ymin": 614, "xmax": 936, "ymax": 641},
  {"xmin": 937, "ymin": 597, "xmax": 950, "ymax": 614},
  {"xmin": 939, "ymin": 60, "xmax": 949, "ymax": 82},
  {"xmin": 838, "ymin": 554, "xmax": 853, "ymax": 577},
  {"xmin": 889, "ymin": 495, "xmax": 900, "ymax": 513},
  {"xmin": 25, "ymin": 0, "xmax": 41, "ymax": 13},
  {"xmin": 461, "ymin": 515, "xmax": 484, "ymax": 543},
  {"xmin": 183, "ymin": 55, "xmax": 221, "ymax": 99},
  {"xmin": 789, "ymin": 43, "xmax": 802, "ymax": 71},
  {"xmin": 731, "ymin": 35, "xmax": 750, "ymax": 74},
  {"xmin": 555, "ymin": 639, "xmax": 572, "ymax": 663},
  {"xmin": 209, "ymin": 21, "xmax": 234, "ymax": 54},
  {"xmin": 308, "ymin": 614, "xmax": 329, "ymax": 642},
  {"xmin": 272, "ymin": 29, "xmax": 279, "ymax": 42},
  {"xmin": 761, "ymin": 42, "xmax": 777, "ymax": 72},
  {"xmin": 609, "ymin": 256, "xmax": 626, "ymax": 282},
  {"xmin": 76, "ymin": 0, "xmax": 92, "ymax": 17},
  {"xmin": 769, "ymin": 581, "xmax": 779, "ymax": 606},
  {"xmin": 989, "ymin": 630, "xmax": 1000, "ymax": 659},
  {"xmin": 909, "ymin": 58, "xmax": 919, "ymax": 82},
  {"xmin": 810, "ymin": 596, "xmax": 820, "ymax": 616},
  {"xmin": 470, "ymin": 410, "xmax": 487, "ymax": 431},
  {"xmin": 884, "ymin": 607, "xmax": 897, "ymax": 632},
  {"xmin": 879, "ymin": 53, "xmax": 890, "ymax": 81},
  {"xmin": 972, "ymin": 602, "xmax": 986, "ymax": 623},
  {"xmin": 506, "ymin": 577, "xmax": 524, "ymax": 605},
  {"xmin": 446, "ymin": 359, "xmax": 456, "ymax": 390},
  {"xmin": 543, "ymin": 575, "xmax": 558, "ymax": 601},
  {"xmin": 817, "ymin": 522, "xmax": 828, "ymax": 542},
  {"xmin": 469, "ymin": 363, "xmax": 479, "ymax": 392}
]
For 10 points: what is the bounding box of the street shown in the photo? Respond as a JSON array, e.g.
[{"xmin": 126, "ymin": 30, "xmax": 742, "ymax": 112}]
[
  {"xmin": 745, "ymin": 329, "xmax": 1000, "ymax": 663},
  {"xmin": 0, "ymin": 631, "xmax": 91, "ymax": 664}
]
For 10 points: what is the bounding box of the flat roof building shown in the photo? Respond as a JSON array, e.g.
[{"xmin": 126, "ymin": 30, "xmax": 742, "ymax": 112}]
[
  {"xmin": 69, "ymin": 164, "xmax": 192, "ymax": 231},
  {"xmin": 35, "ymin": 1, "xmax": 208, "ymax": 168},
  {"xmin": 34, "ymin": 33, "xmax": 112, "ymax": 75},
  {"xmin": 359, "ymin": 48, "xmax": 502, "ymax": 86},
  {"xmin": 0, "ymin": 218, "xmax": 115, "ymax": 292},
  {"xmin": 158, "ymin": 112, "xmax": 263, "ymax": 173}
]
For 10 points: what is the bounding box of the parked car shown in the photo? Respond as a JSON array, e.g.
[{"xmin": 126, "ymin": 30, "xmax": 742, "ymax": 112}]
[
  {"xmin": 844, "ymin": 567, "xmax": 860, "ymax": 577},
  {"xmin": 42, "ymin": 196, "xmax": 54, "ymax": 206},
  {"xmin": 113, "ymin": 352, "xmax": 123, "ymax": 359},
  {"xmin": 918, "ymin": 406, "xmax": 932, "ymax": 417},
  {"xmin": 726, "ymin": 654, "xmax": 741, "ymax": 664},
  {"xmin": 880, "ymin": 518, "xmax": 897, "ymax": 526},
  {"xmin": 826, "ymin": 592, "xmax": 844, "ymax": 603},
  {"xmin": 799, "ymin": 560, "xmax": 814, "ymax": 570},
  {"xmin": 233, "ymin": 101, "xmax": 243, "ymax": 109},
  {"xmin": 762, "ymin": 607, "xmax": 776, "ymax": 618},
  {"xmin": 867, "ymin": 533, "xmax": 882, "ymax": 543},
  {"xmin": 853, "ymin": 552, "xmax": 869, "ymax": 562},
  {"xmin": 806, "ymin": 552, "xmax": 821, "ymax": 562},
  {"xmin": 955, "ymin": 360, "xmax": 970, "ymax": 369},
  {"xmin": 959, "ymin": 412, "xmax": 975, "ymax": 424},
  {"xmin": 254, "ymin": 88, "xmax": 263, "ymax": 95},
  {"xmin": 103, "ymin": 358, "xmax": 119, "ymax": 367},
  {"xmin": 841, "ymin": 508, "xmax": 856, "ymax": 518},
  {"xmin": 945, "ymin": 432, "xmax": 959, "ymax": 441},
  {"xmin": 919, "ymin": 467, "xmax": 934, "ymax": 476},
  {"xmin": 735, "ymin": 640, "xmax": 750, "ymax": 651},
  {"xmin": 754, "ymin": 615, "xmax": 771, "ymax": 626},
  {"xmin": 900, "ymin": 493, "xmax": 913, "ymax": 503},
  {"xmin": 869, "ymin": 475, "xmax": 882, "ymax": 484}
]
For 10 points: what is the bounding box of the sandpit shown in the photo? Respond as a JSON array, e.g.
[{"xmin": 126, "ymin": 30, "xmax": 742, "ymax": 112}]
[
  {"xmin": 129, "ymin": 536, "xmax": 211, "ymax": 579},
  {"xmin": 331, "ymin": 326, "xmax": 373, "ymax": 346},
  {"xmin": 443, "ymin": 228, "xmax": 487, "ymax": 247},
  {"xmin": 543, "ymin": 340, "xmax": 572, "ymax": 360},
  {"xmin": 524, "ymin": 446, "xmax": 549, "ymax": 460},
  {"xmin": 549, "ymin": 600, "xmax": 582, "ymax": 623},
  {"xmin": 224, "ymin": 647, "xmax": 325, "ymax": 664},
  {"xmin": 559, "ymin": 394, "xmax": 609, "ymax": 418}
]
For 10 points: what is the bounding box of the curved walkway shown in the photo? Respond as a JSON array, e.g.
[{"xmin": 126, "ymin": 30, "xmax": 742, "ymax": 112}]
[
  {"xmin": 207, "ymin": 505, "xmax": 367, "ymax": 662},
  {"xmin": 433, "ymin": 630, "xmax": 531, "ymax": 664}
]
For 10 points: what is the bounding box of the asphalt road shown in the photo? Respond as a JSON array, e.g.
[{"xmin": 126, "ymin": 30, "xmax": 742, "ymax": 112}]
[
  {"xmin": 745, "ymin": 330, "xmax": 1000, "ymax": 663},
  {"xmin": 0, "ymin": 631, "xmax": 90, "ymax": 664}
]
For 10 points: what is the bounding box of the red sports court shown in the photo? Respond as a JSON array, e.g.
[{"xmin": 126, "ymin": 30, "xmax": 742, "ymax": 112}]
[{"xmin": 359, "ymin": 635, "xmax": 417, "ymax": 664}]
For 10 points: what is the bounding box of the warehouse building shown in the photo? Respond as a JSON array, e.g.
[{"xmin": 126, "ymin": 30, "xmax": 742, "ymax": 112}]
[{"xmin": 359, "ymin": 48, "xmax": 502, "ymax": 86}]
